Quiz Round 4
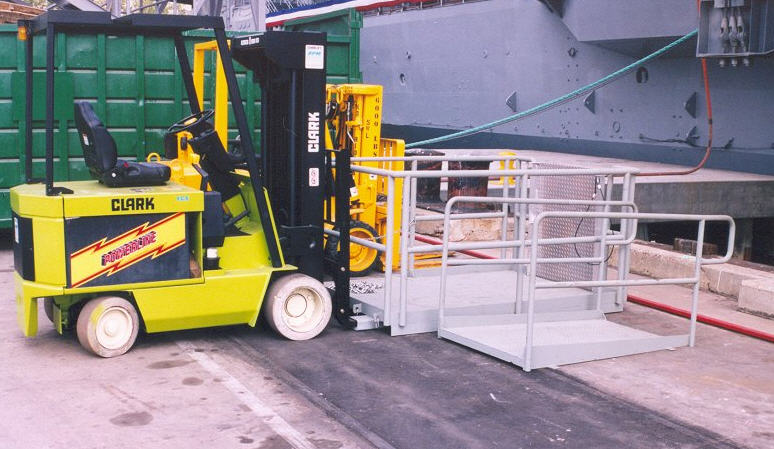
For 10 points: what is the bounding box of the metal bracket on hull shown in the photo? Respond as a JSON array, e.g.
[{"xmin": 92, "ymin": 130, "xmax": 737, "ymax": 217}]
[
  {"xmin": 684, "ymin": 92, "xmax": 697, "ymax": 118},
  {"xmin": 584, "ymin": 91, "xmax": 596, "ymax": 114}
]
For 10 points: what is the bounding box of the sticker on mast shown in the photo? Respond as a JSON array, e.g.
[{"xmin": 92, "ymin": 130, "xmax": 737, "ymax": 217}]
[
  {"xmin": 309, "ymin": 167, "xmax": 319, "ymax": 187},
  {"xmin": 305, "ymin": 45, "xmax": 324, "ymax": 70}
]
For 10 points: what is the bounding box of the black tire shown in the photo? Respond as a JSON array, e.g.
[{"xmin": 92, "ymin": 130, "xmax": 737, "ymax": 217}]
[{"xmin": 43, "ymin": 298, "xmax": 54, "ymax": 323}]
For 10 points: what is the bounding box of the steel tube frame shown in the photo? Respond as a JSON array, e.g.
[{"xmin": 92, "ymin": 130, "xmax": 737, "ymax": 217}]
[
  {"xmin": 523, "ymin": 211, "xmax": 732, "ymax": 370},
  {"xmin": 595, "ymin": 176, "xmax": 614, "ymax": 311},
  {"xmin": 515, "ymin": 172, "xmax": 528, "ymax": 314},
  {"xmin": 500, "ymin": 157, "xmax": 510, "ymax": 260},
  {"xmin": 408, "ymin": 159, "xmax": 418, "ymax": 276},
  {"xmin": 382, "ymin": 176, "xmax": 395, "ymax": 326},
  {"xmin": 346, "ymin": 154, "xmax": 641, "ymax": 331},
  {"xmin": 352, "ymin": 154, "xmax": 532, "ymax": 163},
  {"xmin": 325, "ymin": 229, "xmax": 385, "ymax": 251},
  {"xmin": 399, "ymin": 173, "xmax": 412, "ymax": 327},
  {"xmin": 353, "ymin": 153, "xmax": 729, "ymax": 369},
  {"xmin": 347, "ymin": 165, "xmax": 639, "ymax": 179},
  {"xmin": 617, "ymin": 172, "xmax": 633, "ymax": 305},
  {"xmin": 411, "ymin": 232, "xmax": 634, "ymax": 254},
  {"xmin": 438, "ymin": 194, "xmax": 640, "ymax": 338},
  {"xmin": 414, "ymin": 211, "xmax": 509, "ymax": 221},
  {"xmin": 436, "ymin": 195, "xmax": 733, "ymax": 371}
]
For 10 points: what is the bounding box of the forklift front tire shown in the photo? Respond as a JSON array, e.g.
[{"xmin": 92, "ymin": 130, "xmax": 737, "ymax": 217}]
[
  {"xmin": 76, "ymin": 296, "xmax": 140, "ymax": 358},
  {"xmin": 264, "ymin": 274, "xmax": 332, "ymax": 341}
]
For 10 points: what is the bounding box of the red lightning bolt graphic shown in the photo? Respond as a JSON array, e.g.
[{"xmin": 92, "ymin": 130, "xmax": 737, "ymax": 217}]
[
  {"xmin": 70, "ymin": 213, "xmax": 184, "ymax": 258},
  {"xmin": 70, "ymin": 238, "xmax": 186, "ymax": 288}
]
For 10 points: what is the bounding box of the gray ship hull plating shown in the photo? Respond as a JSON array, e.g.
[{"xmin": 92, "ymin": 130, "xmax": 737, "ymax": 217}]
[{"xmin": 361, "ymin": 0, "xmax": 774, "ymax": 175}]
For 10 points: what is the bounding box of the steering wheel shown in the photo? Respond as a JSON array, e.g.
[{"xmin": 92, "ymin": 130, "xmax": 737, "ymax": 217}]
[{"xmin": 166, "ymin": 109, "xmax": 215, "ymax": 137}]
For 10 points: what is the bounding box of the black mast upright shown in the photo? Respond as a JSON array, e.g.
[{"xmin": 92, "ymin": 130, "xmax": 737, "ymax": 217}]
[{"xmin": 23, "ymin": 21, "xmax": 33, "ymax": 184}]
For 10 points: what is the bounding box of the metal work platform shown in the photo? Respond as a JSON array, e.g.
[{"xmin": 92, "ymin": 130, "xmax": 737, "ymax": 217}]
[{"xmin": 334, "ymin": 151, "xmax": 735, "ymax": 371}]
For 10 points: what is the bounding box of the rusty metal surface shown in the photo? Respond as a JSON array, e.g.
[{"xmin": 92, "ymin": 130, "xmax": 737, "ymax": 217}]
[{"xmin": 447, "ymin": 160, "xmax": 492, "ymax": 212}]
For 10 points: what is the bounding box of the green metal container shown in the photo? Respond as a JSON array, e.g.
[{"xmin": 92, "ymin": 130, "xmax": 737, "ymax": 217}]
[{"xmin": 0, "ymin": 9, "xmax": 362, "ymax": 226}]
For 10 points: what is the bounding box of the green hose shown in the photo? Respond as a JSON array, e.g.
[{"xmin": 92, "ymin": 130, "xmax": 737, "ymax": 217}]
[{"xmin": 405, "ymin": 29, "xmax": 699, "ymax": 149}]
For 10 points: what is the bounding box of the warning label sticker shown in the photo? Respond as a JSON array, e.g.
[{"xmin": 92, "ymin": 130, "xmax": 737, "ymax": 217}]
[{"xmin": 305, "ymin": 44, "xmax": 324, "ymax": 70}]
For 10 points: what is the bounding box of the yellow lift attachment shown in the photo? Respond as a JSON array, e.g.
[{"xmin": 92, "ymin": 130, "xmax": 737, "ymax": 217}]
[{"xmin": 324, "ymin": 84, "xmax": 406, "ymax": 275}]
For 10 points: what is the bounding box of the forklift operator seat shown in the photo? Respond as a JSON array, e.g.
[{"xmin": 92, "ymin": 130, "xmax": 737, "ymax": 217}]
[{"xmin": 74, "ymin": 101, "xmax": 170, "ymax": 188}]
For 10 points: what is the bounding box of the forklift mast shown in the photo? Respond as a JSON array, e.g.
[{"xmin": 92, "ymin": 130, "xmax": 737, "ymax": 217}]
[{"xmin": 232, "ymin": 32, "xmax": 328, "ymax": 281}]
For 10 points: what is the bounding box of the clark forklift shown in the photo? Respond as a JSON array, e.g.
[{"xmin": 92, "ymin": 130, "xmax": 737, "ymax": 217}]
[{"xmin": 12, "ymin": 12, "xmax": 352, "ymax": 357}]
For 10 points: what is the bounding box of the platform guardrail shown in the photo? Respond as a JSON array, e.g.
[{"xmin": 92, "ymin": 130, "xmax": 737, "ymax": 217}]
[
  {"xmin": 328, "ymin": 153, "xmax": 646, "ymax": 330},
  {"xmin": 437, "ymin": 195, "xmax": 735, "ymax": 370}
]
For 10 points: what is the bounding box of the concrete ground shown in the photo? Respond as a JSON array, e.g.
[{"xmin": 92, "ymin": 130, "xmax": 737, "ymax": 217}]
[
  {"xmin": 0, "ymin": 246, "xmax": 376, "ymax": 449},
  {"xmin": 564, "ymin": 298, "xmax": 774, "ymax": 449},
  {"xmin": 1, "ymin": 239, "xmax": 772, "ymax": 449}
]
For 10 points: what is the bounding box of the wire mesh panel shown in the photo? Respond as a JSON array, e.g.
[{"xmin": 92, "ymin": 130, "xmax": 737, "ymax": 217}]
[{"xmin": 530, "ymin": 163, "xmax": 601, "ymax": 284}]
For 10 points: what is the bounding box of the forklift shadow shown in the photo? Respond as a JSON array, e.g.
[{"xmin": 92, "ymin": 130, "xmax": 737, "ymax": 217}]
[
  {"xmin": 141, "ymin": 314, "xmax": 352, "ymax": 351},
  {"xmin": 133, "ymin": 315, "xmax": 305, "ymax": 351}
]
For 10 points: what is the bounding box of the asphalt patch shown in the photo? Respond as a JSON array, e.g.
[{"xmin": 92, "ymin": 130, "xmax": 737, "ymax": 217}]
[{"xmin": 234, "ymin": 324, "xmax": 746, "ymax": 449}]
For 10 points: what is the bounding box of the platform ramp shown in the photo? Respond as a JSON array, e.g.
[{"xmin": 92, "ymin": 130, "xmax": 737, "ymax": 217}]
[
  {"xmin": 439, "ymin": 311, "xmax": 688, "ymax": 370},
  {"xmin": 436, "ymin": 196, "xmax": 735, "ymax": 371}
]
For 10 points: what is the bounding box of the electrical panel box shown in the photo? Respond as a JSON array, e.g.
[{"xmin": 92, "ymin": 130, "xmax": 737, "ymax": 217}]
[{"xmin": 697, "ymin": 0, "xmax": 774, "ymax": 66}]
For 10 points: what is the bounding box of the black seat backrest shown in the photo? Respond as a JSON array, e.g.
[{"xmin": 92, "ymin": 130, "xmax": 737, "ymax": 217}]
[{"xmin": 74, "ymin": 101, "xmax": 117, "ymax": 178}]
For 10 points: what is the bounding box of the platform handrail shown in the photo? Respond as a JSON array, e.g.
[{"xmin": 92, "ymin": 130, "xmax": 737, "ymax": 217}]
[
  {"xmin": 339, "ymin": 153, "xmax": 641, "ymax": 328},
  {"xmin": 438, "ymin": 196, "xmax": 640, "ymax": 330},
  {"xmin": 351, "ymin": 154, "xmax": 533, "ymax": 163},
  {"xmin": 436, "ymin": 195, "xmax": 735, "ymax": 371},
  {"xmin": 532, "ymin": 211, "xmax": 735, "ymax": 266},
  {"xmin": 342, "ymin": 164, "xmax": 641, "ymax": 178}
]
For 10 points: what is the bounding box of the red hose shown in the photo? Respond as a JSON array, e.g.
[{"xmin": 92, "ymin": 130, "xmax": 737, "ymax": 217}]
[
  {"xmin": 627, "ymin": 294, "xmax": 774, "ymax": 343},
  {"xmin": 413, "ymin": 234, "xmax": 496, "ymax": 261},
  {"xmin": 640, "ymin": 0, "xmax": 714, "ymax": 177},
  {"xmin": 414, "ymin": 234, "xmax": 774, "ymax": 343}
]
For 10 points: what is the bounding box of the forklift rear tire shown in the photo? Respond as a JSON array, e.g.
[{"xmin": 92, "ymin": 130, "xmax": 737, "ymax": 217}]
[
  {"xmin": 43, "ymin": 298, "xmax": 54, "ymax": 323},
  {"xmin": 76, "ymin": 296, "xmax": 139, "ymax": 358},
  {"xmin": 264, "ymin": 274, "xmax": 332, "ymax": 341}
]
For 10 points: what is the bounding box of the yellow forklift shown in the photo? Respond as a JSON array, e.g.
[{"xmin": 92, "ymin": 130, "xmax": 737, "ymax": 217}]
[{"xmin": 12, "ymin": 12, "xmax": 353, "ymax": 357}]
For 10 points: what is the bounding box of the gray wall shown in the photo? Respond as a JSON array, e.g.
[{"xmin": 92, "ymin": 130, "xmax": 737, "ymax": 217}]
[{"xmin": 361, "ymin": 0, "xmax": 774, "ymax": 167}]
